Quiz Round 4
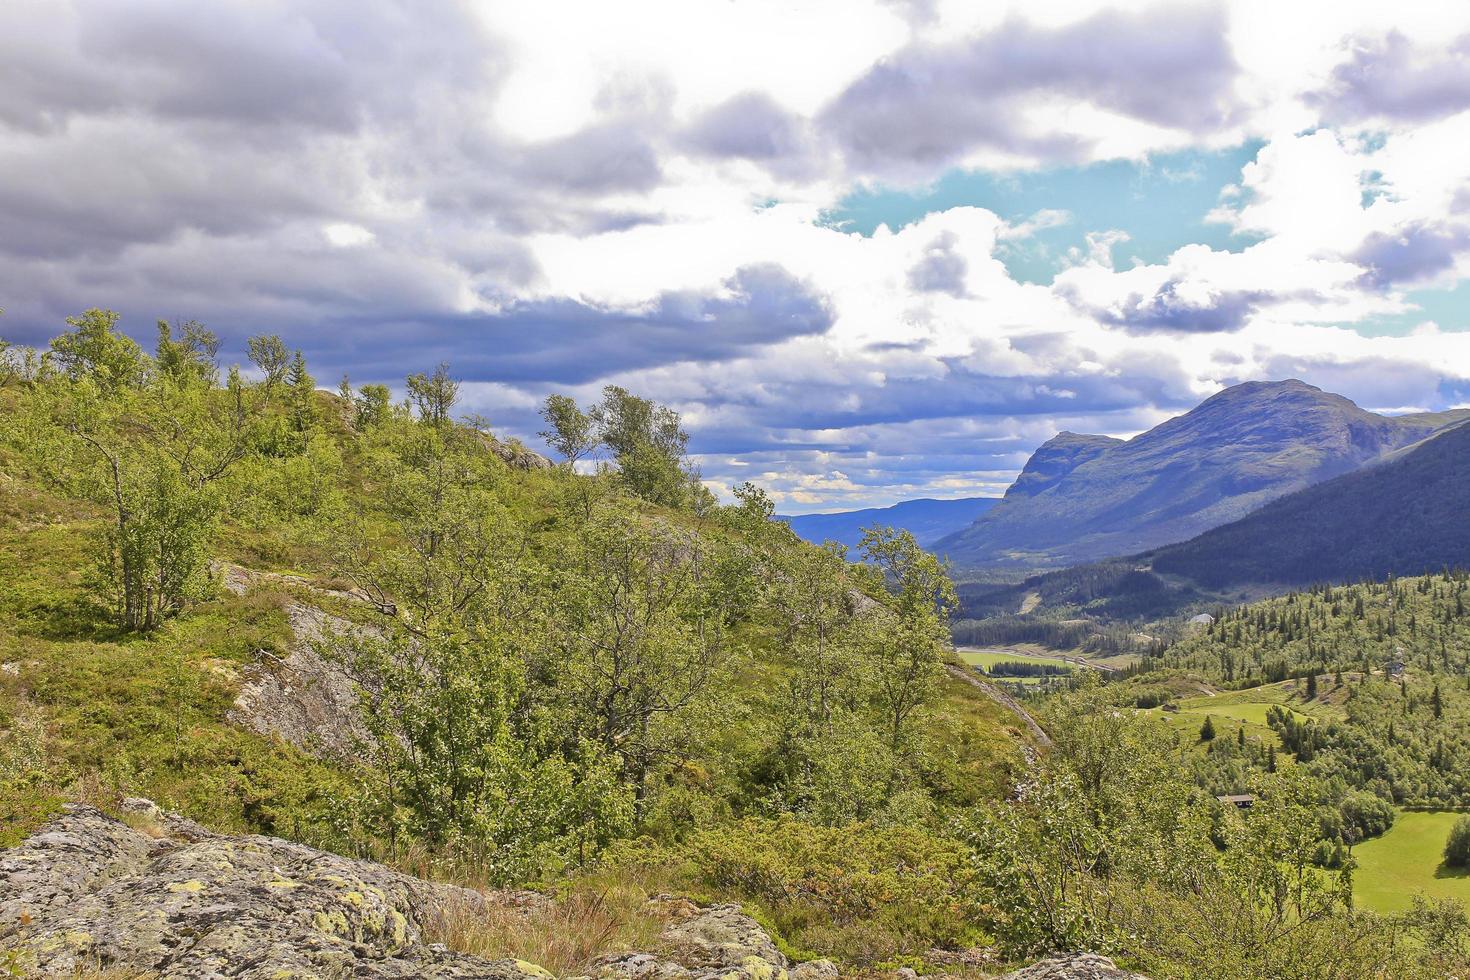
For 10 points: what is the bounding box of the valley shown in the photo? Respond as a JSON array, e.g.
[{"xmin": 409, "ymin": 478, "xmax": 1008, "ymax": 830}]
[
  {"xmin": 4, "ymin": 4, "xmax": 1469, "ymax": 977},
  {"xmin": 2, "ymin": 323, "xmax": 1468, "ymax": 979}
]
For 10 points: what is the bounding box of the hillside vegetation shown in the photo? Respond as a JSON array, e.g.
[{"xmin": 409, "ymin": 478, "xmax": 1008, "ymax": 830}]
[
  {"xmin": 0, "ymin": 311, "xmax": 1029, "ymax": 968},
  {"xmin": 980, "ymin": 571, "xmax": 1470, "ymax": 974},
  {"xmin": 4, "ymin": 315, "xmax": 1470, "ymax": 978},
  {"xmin": 1140, "ymin": 573, "xmax": 1470, "ymax": 806},
  {"xmin": 954, "ymin": 418, "xmax": 1470, "ymax": 632}
]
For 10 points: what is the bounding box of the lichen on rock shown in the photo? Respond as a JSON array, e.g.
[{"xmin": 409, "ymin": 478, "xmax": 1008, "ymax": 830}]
[
  {"xmin": 998, "ymin": 953, "xmax": 1149, "ymax": 980},
  {"xmin": 0, "ymin": 803, "xmax": 547, "ymax": 978}
]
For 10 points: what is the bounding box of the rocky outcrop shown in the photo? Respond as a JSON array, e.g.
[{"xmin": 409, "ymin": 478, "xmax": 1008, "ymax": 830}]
[
  {"xmin": 0, "ymin": 803, "xmax": 547, "ymax": 978},
  {"xmin": 487, "ymin": 438, "xmax": 554, "ymax": 472},
  {"xmin": 0, "ymin": 804, "xmax": 851, "ymax": 980},
  {"xmin": 219, "ymin": 564, "xmax": 376, "ymax": 760},
  {"xmin": 1, "ymin": 801, "xmax": 1145, "ymax": 980},
  {"xmin": 226, "ymin": 600, "xmax": 372, "ymax": 759},
  {"xmin": 999, "ymin": 953, "xmax": 1148, "ymax": 979},
  {"xmin": 589, "ymin": 897, "xmax": 833, "ymax": 980}
]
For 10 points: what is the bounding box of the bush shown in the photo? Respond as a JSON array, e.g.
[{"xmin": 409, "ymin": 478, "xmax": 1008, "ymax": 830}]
[
  {"xmin": 1445, "ymin": 816, "xmax": 1470, "ymax": 869},
  {"xmin": 603, "ymin": 817, "xmax": 987, "ymax": 965}
]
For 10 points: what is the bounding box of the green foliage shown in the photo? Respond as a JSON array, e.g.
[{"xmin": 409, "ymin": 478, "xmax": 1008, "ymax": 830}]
[
  {"xmin": 0, "ymin": 310, "xmax": 1035, "ymax": 972},
  {"xmin": 405, "ymin": 362, "xmax": 459, "ymax": 427},
  {"xmin": 1446, "ymin": 816, "xmax": 1470, "ymax": 869},
  {"xmin": 1139, "ymin": 573, "xmax": 1470, "ymax": 807},
  {"xmin": 539, "ymin": 386, "xmax": 707, "ymax": 509},
  {"xmin": 155, "ymin": 319, "xmax": 221, "ymax": 385},
  {"xmin": 609, "ymin": 817, "xmax": 984, "ymax": 966},
  {"xmin": 6, "ymin": 314, "xmax": 254, "ymax": 630},
  {"xmin": 48, "ymin": 308, "xmax": 145, "ymax": 390},
  {"xmin": 247, "ymin": 334, "xmax": 290, "ymax": 390},
  {"xmin": 354, "ymin": 383, "xmax": 392, "ymax": 430},
  {"xmin": 539, "ymin": 393, "xmax": 596, "ymax": 466},
  {"xmin": 0, "ymin": 504, "xmax": 354, "ymax": 847},
  {"xmin": 287, "ymin": 350, "xmax": 316, "ymax": 433},
  {"xmin": 956, "ymin": 686, "xmax": 1469, "ymax": 978}
]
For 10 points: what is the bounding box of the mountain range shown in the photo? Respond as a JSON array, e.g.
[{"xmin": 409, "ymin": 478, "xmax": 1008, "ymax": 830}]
[
  {"xmin": 959, "ymin": 413, "xmax": 1470, "ymax": 622},
  {"xmin": 936, "ymin": 380, "xmax": 1470, "ymax": 571},
  {"xmin": 780, "ymin": 496, "xmax": 998, "ymax": 550}
]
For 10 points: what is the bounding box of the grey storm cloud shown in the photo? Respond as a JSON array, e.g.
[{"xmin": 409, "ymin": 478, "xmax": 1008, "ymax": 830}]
[
  {"xmin": 1059, "ymin": 278, "xmax": 1269, "ymax": 335},
  {"xmin": 283, "ymin": 264, "xmax": 835, "ymax": 386},
  {"xmin": 1311, "ymin": 32, "xmax": 1470, "ymax": 124},
  {"xmin": 1351, "ymin": 221, "xmax": 1470, "ymax": 289},
  {"xmin": 0, "ymin": 0, "xmax": 671, "ymax": 267},
  {"xmin": 666, "ymin": 354, "xmax": 1194, "ymax": 439},
  {"xmin": 819, "ymin": 5, "xmax": 1239, "ymax": 175}
]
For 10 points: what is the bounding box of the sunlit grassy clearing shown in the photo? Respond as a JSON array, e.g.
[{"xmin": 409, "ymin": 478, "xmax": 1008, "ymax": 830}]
[
  {"xmin": 1353, "ymin": 811, "xmax": 1470, "ymax": 913},
  {"xmin": 954, "ymin": 647, "xmax": 1076, "ymax": 670}
]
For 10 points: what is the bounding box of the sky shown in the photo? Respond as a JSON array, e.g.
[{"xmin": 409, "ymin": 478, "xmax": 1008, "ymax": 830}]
[{"xmin": 3, "ymin": 0, "xmax": 1470, "ymax": 513}]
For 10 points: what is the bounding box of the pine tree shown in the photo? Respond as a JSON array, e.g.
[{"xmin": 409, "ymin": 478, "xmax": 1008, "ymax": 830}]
[
  {"xmin": 1200, "ymin": 715, "xmax": 1216, "ymax": 742},
  {"xmin": 288, "ymin": 350, "xmax": 315, "ymax": 432}
]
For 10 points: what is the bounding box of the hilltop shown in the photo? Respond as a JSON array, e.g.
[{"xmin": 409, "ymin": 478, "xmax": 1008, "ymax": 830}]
[{"xmin": 937, "ymin": 380, "xmax": 1470, "ymax": 571}]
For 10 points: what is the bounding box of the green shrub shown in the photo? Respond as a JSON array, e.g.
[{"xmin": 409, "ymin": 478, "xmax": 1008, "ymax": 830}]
[
  {"xmin": 605, "ymin": 816, "xmax": 987, "ymax": 965},
  {"xmin": 1445, "ymin": 816, "xmax": 1470, "ymax": 869}
]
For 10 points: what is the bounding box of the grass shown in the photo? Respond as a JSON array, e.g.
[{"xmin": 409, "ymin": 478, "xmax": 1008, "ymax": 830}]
[
  {"xmin": 1353, "ymin": 811, "xmax": 1470, "ymax": 914},
  {"xmin": 926, "ymin": 670, "xmax": 1035, "ymax": 803},
  {"xmin": 425, "ymin": 883, "xmax": 665, "ymax": 976},
  {"xmin": 1140, "ymin": 680, "xmax": 1339, "ymax": 744},
  {"xmin": 0, "ymin": 481, "xmax": 356, "ymax": 849},
  {"xmin": 954, "ymin": 647, "xmax": 1074, "ymax": 670}
]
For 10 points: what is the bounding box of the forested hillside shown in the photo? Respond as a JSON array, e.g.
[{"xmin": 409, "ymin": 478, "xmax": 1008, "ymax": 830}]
[
  {"xmin": 1138, "ymin": 572, "xmax": 1470, "ymax": 805},
  {"xmin": 955, "ymin": 420, "xmax": 1470, "ymax": 628},
  {"xmin": 1151, "ymin": 420, "xmax": 1470, "ymax": 588}
]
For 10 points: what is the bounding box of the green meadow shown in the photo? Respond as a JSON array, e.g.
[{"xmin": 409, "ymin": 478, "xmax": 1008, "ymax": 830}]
[
  {"xmin": 1353, "ymin": 811, "xmax": 1470, "ymax": 913},
  {"xmin": 954, "ymin": 647, "xmax": 1077, "ymax": 670}
]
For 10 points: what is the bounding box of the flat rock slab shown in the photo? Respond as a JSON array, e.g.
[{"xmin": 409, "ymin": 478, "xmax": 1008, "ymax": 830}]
[
  {"xmin": 1000, "ymin": 953, "xmax": 1149, "ymax": 980},
  {"xmin": 0, "ymin": 803, "xmax": 548, "ymax": 979}
]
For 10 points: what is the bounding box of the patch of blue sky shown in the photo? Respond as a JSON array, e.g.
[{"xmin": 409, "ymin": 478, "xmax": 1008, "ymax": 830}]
[
  {"xmin": 819, "ymin": 142, "xmax": 1266, "ymax": 284},
  {"xmin": 1343, "ymin": 280, "xmax": 1470, "ymax": 336}
]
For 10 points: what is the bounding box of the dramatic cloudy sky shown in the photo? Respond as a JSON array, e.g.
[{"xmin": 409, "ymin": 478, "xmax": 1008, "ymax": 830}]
[{"xmin": 4, "ymin": 0, "xmax": 1470, "ymax": 511}]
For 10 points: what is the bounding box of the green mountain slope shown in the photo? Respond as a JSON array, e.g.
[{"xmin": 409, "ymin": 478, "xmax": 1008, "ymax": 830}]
[
  {"xmin": 1150, "ymin": 417, "xmax": 1470, "ymax": 588},
  {"xmin": 937, "ymin": 380, "xmax": 1470, "ymax": 571}
]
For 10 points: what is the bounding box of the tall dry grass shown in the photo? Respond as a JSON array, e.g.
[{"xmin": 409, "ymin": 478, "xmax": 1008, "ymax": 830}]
[{"xmin": 425, "ymin": 884, "xmax": 666, "ymax": 976}]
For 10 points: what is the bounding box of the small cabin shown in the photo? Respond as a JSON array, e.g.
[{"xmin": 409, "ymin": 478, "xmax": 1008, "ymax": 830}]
[{"xmin": 1216, "ymin": 794, "xmax": 1255, "ymax": 809}]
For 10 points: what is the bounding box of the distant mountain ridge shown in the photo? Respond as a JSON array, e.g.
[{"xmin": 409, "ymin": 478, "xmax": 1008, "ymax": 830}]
[
  {"xmin": 959, "ymin": 418, "xmax": 1470, "ymax": 623},
  {"xmin": 1149, "ymin": 417, "xmax": 1470, "ymax": 589},
  {"xmin": 937, "ymin": 380, "xmax": 1470, "ymax": 571},
  {"xmin": 781, "ymin": 496, "xmax": 998, "ymax": 550}
]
